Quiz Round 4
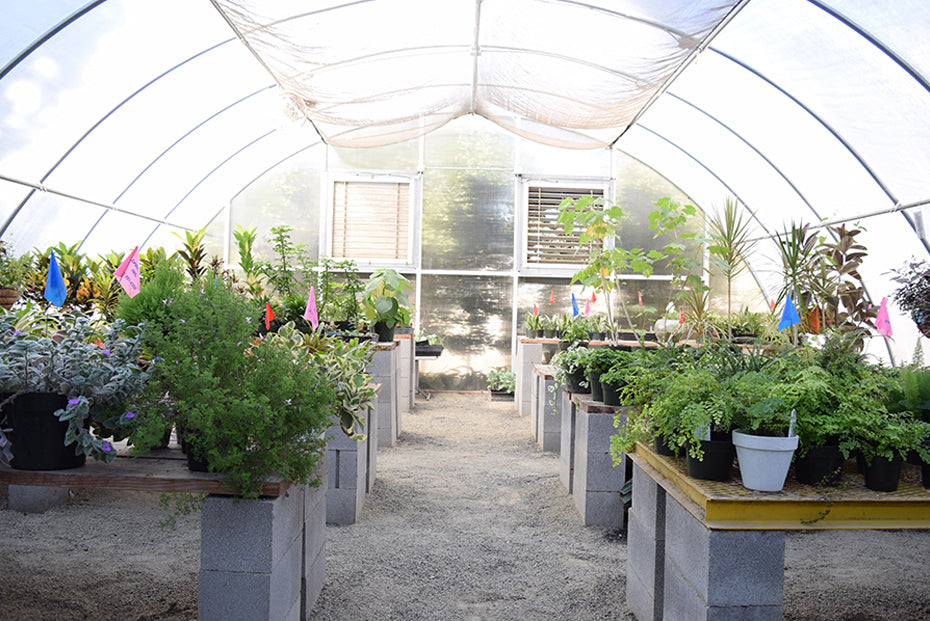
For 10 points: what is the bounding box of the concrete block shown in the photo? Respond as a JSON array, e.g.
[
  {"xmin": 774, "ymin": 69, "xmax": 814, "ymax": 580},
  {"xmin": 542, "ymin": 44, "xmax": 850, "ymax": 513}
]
[
  {"xmin": 369, "ymin": 349, "xmax": 398, "ymax": 447},
  {"xmin": 574, "ymin": 489, "xmax": 623, "ymax": 528},
  {"xmin": 366, "ymin": 405, "xmax": 378, "ymax": 493},
  {"xmin": 530, "ymin": 374, "xmax": 540, "ymax": 441},
  {"xmin": 579, "ymin": 410, "xmax": 619, "ymax": 453},
  {"xmin": 632, "ymin": 463, "xmax": 665, "ymax": 539},
  {"xmin": 541, "ymin": 430, "xmax": 560, "ymax": 453},
  {"xmin": 201, "ymin": 486, "xmax": 304, "ymax": 574},
  {"xmin": 582, "ymin": 451, "xmax": 625, "ymax": 492},
  {"xmin": 302, "ymin": 537, "xmax": 326, "ymax": 616},
  {"xmin": 538, "ymin": 379, "xmax": 561, "ymax": 452},
  {"xmin": 559, "ymin": 395, "xmax": 575, "ymax": 493},
  {"xmin": 664, "ymin": 493, "xmax": 785, "ymax": 615},
  {"xmin": 7, "ymin": 484, "xmax": 69, "ymax": 513},
  {"xmin": 325, "ymin": 485, "xmax": 363, "ymax": 525},
  {"xmin": 626, "ymin": 559, "xmax": 658, "ymax": 621},
  {"xmin": 199, "ymin": 536, "xmax": 302, "ymax": 621}
]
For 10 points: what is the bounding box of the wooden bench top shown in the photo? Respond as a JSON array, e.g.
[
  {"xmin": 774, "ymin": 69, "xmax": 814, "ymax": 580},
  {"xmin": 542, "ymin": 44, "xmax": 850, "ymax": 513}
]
[
  {"xmin": 0, "ymin": 448, "xmax": 290, "ymax": 497},
  {"xmin": 631, "ymin": 441, "xmax": 930, "ymax": 531},
  {"xmin": 569, "ymin": 392, "xmax": 630, "ymax": 414}
]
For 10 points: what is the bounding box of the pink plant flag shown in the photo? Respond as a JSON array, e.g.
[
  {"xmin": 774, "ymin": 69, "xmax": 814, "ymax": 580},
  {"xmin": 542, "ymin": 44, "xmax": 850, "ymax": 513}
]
[
  {"xmin": 874, "ymin": 296, "xmax": 893, "ymax": 337},
  {"xmin": 114, "ymin": 246, "xmax": 141, "ymax": 298},
  {"xmin": 585, "ymin": 299, "xmax": 591, "ymax": 315},
  {"xmin": 304, "ymin": 285, "xmax": 319, "ymax": 329},
  {"xmin": 533, "ymin": 303, "xmax": 539, "ymax": 316}
]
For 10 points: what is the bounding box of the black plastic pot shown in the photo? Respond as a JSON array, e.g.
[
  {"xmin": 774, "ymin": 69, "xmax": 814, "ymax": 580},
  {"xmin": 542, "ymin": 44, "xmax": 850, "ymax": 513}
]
[
  {"xmin": 563, "ymin": 367, "xmax": 589, "ymax": 394},
  {"xmin": 373, "ymin": 321, "xmax": 395, "ymax": 342},
  {"xmin": 588, "ymin": 370, "xmax": 603, "ymax": 402},
  {"xmin": 601, "ymin": 381, "xmax": 622, "ymax": 406},
  {"xmin": 794, "ymin": 443, "xmax": 844, "ymax": 486},
  {"xmin": 863, "ymin": 454, "xmax": 902, "ymax": 492},
  {"xmin": 654, "ymin": 432, "xmax": 679, "ymax": 457},
  {"xmin": 489, "ymin": 390, "xmax": 514, "ymax": 401},
  {"xmin": 8, "ymin": 392, "xmax": 85, "ymax": 471},
  {"xmin": 686, "ymin": 436, "xmax": 734, "ymax": 482},
  {"xmin": 186, "ymin": 448, "xmax": 210, "ymax": 473},
  {"xmin": 922, "ymin": 462, "xmax": 930, "ymax": 489}
]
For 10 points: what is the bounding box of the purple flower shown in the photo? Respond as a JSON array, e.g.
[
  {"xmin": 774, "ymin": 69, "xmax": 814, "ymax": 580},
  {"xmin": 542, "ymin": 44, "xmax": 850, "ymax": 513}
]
[
  {"xmin": 12, "ymin": 329, "xmax": 21, "ymax": 336},
  {"xmin": 100, "ymin": 349, "xmax": 110, "ymax": 356},
  {"xmin": 125, "ymin": 411, "xmax": 136, "ymax": 420},
  {"xmin": 68, "ymin": 398, "xmax": 80, "ymax": 406},
  {"xmin": 153, "ymin": 356, "xmax": 163, "ymax": 362},
  {"xmin": 101, "ymin": 442, "xmax": 112, "ymax": 452}
]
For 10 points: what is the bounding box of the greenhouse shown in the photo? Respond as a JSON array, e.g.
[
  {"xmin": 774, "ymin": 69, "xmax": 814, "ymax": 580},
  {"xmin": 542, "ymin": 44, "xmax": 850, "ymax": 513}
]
[{"xmin": 2, "ymin": 1, "xmax": 930, "ymax": 620}]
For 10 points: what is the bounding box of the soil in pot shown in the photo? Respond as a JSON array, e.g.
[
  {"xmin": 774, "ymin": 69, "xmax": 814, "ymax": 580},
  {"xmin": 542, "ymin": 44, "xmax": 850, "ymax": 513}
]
[
  {"xmin": 588, "ymin": 370, "xmax": 603, "ymax": 402},
  {"xmin": 794, "ymin": 443, "xmax": 844, "ymax": 486},
  {"xmin": 8, "ymin": 392, "xmax": 86, "ymax": 471},
  {"xmin": 863, "ymin": 454, "xmax": 902, "ymax": 492},
  {"xmin": 686, "ymin": 434, "xmax": 734, "ymax": 482}
]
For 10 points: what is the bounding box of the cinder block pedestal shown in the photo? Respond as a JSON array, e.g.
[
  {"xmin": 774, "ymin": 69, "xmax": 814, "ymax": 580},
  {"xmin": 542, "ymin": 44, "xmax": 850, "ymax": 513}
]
[
  {"xmin": 627, "ymin": 460, "xmax": 785, "ymax": 621},
  {"xmin": 326, "ymin": 403, "xmax": 375, "ymax": 525},
  {"xmin": 531, "ymin": 364, "xmax": 560, "ymax": 452},
  {"xmin": 572, "ymin": 405, "xmax": 627, "ymax": 528},
  {"xmin": 8, "ymin": 484, "xmax": 70, "ymax": 513},
  {"xmin": 368, "ymin": 343, "xmax": 399, "ymax": 447},
  {"xmin": 396, "ymin": 334, "xmax": 415, "ymax": 413},
  {"xmin": 559, "ymin": 391, "xmax": 576, "ymax": 493},
  {"xmin": 516, "ymin": 339, "xmax": 544, "ymax": 416}
]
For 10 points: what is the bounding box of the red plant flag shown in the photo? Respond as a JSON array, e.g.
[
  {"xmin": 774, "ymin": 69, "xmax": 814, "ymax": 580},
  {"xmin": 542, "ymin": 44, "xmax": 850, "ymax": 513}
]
[
  {"xmin": 114, "ymin": 246, "xmax": 141, "ymax": 298},
  {"xmin": 265, "ymin": 302, "xmax": 275, "ymax": 330},
  {"xmin": 679, "ymin": 308, "xmax": 686, "ymax": 324},
  {"xmin": 874, "ymin": 297, "xmax": 893, "ymax": 337},
  {"xmin": 591, "ymin": 291, "xmax": 596, "ymax": 303},
  {"xmin": 533, "ymin": 303, "xmax": 539, "ymax": 316},
  {"xmin": 304, "ymin": 285, "xmax": 319, "ymax": 329},
  {"xmin": 637, "ymin": 291, "xmax": 643, "ymax": 305},
  {"xmin": 770, "ymin": 298, "xmax": 776, "ymax": 311},
  {"xmin": 549, "ymin": 290, "xmax": 555, "ymax": 304}
]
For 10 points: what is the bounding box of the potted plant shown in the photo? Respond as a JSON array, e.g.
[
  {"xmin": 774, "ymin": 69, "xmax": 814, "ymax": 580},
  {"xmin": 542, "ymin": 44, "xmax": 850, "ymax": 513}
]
[
  {"xmin": 487, "ymin": 369, "xmax": 516, "ymax": 401},
  {"xmin": 415, "ymin": 332, "xmax": 444, "ymax": 357},
  {"xmin": 525, "ymin": 313, "xmax": 543, "ymax": 338},
  {"xmin": 559, "ymin": 316, "xmax": 590, "ymax": 349},
  {"xmin": 360, "ymin": 268, "xmax": 412, "ymax": 342},
  {"xmin": 598, "ymin": 348, "xmax": 636, "ymax": 406},
  {"xmin": 0, "ymin": 312, "xmax": 150, "ymax": 470},
  {"xmin": 128, "ymin": 277, "xmax": 336, "ymax": 497},
  {"xmin": 728, "ymin": 370, "xmax": 799, "ymax": 492},
  {"xmin": 0, "ymin": 241, "xmax": 29, "ymax": 310},
  {"xmin": 583, "ymin": 346, "xmax": 622, "ymax": 402},
  {"xmin": 541, "ymin": 315, "xmax": 558, "ymax": 339},
  {"xmin": 550, "ymin": 344, "xmax": 589, "ymax": 395},
  {"xmin": 314, "ymin": 256, "xmax": 363, "ymax": 330},
  {"xmin": 891, "ymin": 259, "xmax": 930, "ymax": 338}
]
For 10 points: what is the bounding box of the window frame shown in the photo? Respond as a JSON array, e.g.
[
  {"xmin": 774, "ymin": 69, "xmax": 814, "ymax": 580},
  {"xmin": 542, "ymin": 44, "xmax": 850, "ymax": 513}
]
[
  {"xmin": 517, "ymin": 176, "xmax": 613, "ymax": 275},
  {"xmin": 321, "ymin": 170, "xmax": 420, "ymax": 268}
]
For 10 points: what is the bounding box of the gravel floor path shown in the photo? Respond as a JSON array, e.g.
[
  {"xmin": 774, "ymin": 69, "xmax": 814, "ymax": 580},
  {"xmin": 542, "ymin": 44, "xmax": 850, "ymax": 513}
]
[{"xmin": 1, "ymin": 392, "xmax": 929, "ymax": 620}]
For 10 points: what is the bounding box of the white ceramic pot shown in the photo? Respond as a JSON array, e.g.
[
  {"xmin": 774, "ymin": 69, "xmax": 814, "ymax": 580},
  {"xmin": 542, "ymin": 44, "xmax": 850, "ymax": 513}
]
[{"xmin": 732, "ymin": 430, "xmax": 799, "ymax": 492}]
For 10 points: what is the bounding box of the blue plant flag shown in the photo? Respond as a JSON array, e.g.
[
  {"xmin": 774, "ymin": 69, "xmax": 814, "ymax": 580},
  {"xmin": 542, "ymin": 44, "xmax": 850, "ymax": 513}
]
[
  {"xmin": 571, "ymin": 293, "xmax": 579, "ymax": 317},
  {"xmin": 44, "ymin": 250, "xmax": 67, "ymax": 307},
  {"xmin": 778, "ymin": 294, "xmax": 801, "ymax": 331}
]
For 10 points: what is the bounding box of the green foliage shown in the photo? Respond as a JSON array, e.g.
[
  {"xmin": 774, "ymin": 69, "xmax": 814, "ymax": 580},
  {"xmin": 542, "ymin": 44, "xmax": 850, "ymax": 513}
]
[
  {"xmin": 233, "ymin": 225, "xmax": 264, "ymax": 298},
  {"xmin": 172, "ymin": 227, "xmax": 207, "ymax": 284},
  {"xmin": 115, "ymin": 262, "xmax": 187, "ymax": 342},
  {"xmin": 0, "ymin": 241, "xmax": 30, "ymax": 289},
  {"xmin": 131, "ymin": 278, "xmax": 336, "ymax": 497},
  {"xmin": 891, "ymin": 259, "xmax": 930, "ymax": 329},
  {"xmin": 524, "ymin": 313, "xmax": 542, "ymax": 332},
  {"xmin": 707, "ymin": 196, "xmax": 756, "ymax": 340},
  {"xmin": 314, "ymin": 256, "xmax": 363, "ymax": 325},
  {"xmin": 560, "ymin": 316, "xmax": 590, "ymax": 343},
  {"xmin": 0, "ymin": 312, "xmax": 150, "ymax": 463},
  {"xmin": 360, "ymin": 268, "xmax": 412, "ymax": 329},
  {"xmin": 487, "ymin": 369, "xmax": 516, "ymax": 393}
]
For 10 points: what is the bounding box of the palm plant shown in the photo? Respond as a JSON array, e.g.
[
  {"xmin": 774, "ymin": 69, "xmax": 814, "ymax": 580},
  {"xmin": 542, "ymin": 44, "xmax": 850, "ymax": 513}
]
[{"xmin": 707, "ymin": 196, "xmax": 756, "ymax": 341}]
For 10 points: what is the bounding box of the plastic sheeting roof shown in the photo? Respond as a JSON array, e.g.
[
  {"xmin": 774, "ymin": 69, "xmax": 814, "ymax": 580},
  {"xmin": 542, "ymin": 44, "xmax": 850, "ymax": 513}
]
[{"xmin": 1, "ymin": 0, "xmax": 930, "ymax": 360}]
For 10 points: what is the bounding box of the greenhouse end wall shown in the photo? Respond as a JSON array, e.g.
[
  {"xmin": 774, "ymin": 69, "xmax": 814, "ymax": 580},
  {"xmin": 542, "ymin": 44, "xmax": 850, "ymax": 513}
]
[{"xmin": 230, "ymin": 115, "xmax": 705, "ymax": 391}]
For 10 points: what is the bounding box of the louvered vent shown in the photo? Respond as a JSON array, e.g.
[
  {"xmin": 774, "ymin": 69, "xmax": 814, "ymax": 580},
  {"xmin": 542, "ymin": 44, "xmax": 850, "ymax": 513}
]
[
  {"xmin": 332, "ymin": 180, "xmax": 409, "ymax": 260},
  {"xmin": 526, "ymin": 186, "xmax": 603, "ymax": 264}
]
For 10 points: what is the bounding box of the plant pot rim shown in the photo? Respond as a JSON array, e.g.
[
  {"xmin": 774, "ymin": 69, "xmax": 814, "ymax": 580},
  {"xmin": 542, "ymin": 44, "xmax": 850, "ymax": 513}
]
[{"xmin": 733, "ymin": 429, "xmax": 799, "ymax": 451}]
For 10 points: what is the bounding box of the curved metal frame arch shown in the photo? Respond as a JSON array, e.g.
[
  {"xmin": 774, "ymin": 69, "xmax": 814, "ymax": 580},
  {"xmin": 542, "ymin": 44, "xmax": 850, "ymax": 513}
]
[
  {"xmin": 706, "ymin": 48, "xmax": 930, "ymax": 256},
  {"xmin": 1, "ymin": 36, "xmax": 242, "ymax": 239},
  {"xmin": 140, "ymin": 128, "xmax": 279, "ymax": 248},
  {"xmin": 624, "ymin": 125, "xmax": 778, "ymax": 304},
  {"xmin": 79, "ymin": 84, "xmax": 278, "ymax": 250},
  {"xmin": 663, "ymin": 92, "xmax": 822, "ymax": 222}
]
